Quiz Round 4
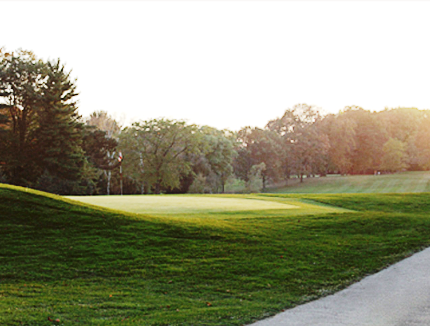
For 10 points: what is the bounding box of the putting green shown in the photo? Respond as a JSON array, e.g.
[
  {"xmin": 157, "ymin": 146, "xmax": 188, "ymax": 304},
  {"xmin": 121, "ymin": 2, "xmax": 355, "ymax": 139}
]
[{"xmin": 67, "ymin": 195, "xmax": 300, "ymax": 215}]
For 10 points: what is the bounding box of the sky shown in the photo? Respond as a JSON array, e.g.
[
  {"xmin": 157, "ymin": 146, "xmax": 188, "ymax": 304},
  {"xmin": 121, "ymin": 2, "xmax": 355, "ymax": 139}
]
[{"xmin": 2, "ymin": 1, "xmax": 430, "ymax": 131}]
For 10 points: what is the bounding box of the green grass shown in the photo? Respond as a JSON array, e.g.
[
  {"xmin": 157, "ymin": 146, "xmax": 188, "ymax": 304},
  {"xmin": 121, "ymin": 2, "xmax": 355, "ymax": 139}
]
[
  {"xmin": 3, "ymin": 184, "xmax": 430, "ymax": 325},
  {"xmin": 270, "ymin": 171, "xmax": 430, "ymax": 194},
  {"xmin": 66, "ymin": 194, "xmax": 351, "ymax": 218}
]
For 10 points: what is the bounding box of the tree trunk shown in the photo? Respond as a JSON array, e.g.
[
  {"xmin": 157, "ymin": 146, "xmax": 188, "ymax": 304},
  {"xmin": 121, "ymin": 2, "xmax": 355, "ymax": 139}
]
[
  {"xmin": 300, "ymin": 173, "xmax": 304, "ymax": 183},
  {"xmin": 154, "ymin": 182, "xmax": 161, "ymax": 194},
  {"xmin": 107, "ymin": 170, "xmax": 111, "ymax": 195}
]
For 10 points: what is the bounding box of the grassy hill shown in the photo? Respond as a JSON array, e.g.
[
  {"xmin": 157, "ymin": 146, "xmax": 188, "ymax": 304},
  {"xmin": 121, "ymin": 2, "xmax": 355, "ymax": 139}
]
[
  {"xmin": 3, "ymin": 184, "xmax": 430, "ymax": 325},
  {"xmin": 269, "ymin": 171, "xmax": 430, "ymax": 194}
]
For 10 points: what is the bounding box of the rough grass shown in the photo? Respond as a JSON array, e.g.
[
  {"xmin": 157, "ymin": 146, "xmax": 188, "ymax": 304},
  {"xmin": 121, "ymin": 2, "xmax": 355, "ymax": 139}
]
[
  {"xmin": 270, "ymin": 171, "xmax": 430, "ymax": 194},
  {"xmin": 2, "ymin": 184, "xmax": 430, "ymax": 325}
]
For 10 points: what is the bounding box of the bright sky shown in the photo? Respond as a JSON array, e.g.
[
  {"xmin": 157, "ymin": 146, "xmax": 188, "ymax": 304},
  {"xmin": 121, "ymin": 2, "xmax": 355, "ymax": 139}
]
[{"xmin": 2, "ymin": 1, "xmax": 430, "ymax": 131}]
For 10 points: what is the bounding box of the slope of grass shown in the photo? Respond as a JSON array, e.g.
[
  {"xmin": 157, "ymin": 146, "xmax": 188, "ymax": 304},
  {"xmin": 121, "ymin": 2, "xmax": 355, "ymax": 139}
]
[
  {"xmin": 270, "ymin": 171, "xmax": 430, "ymax": 194},
  {"xmin": 2, "ymin": 184, "xmax": 430, "ymax": 325}
]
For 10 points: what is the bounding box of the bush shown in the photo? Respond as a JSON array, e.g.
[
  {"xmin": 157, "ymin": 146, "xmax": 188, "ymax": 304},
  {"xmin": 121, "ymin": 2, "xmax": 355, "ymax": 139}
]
[
  {"xmin": 188, "ymin": 173, "xmax": 208, "ymax": 194},
  {"xmin": 225, "ymin": 177, "xmax": 247, "ymax": 193}
]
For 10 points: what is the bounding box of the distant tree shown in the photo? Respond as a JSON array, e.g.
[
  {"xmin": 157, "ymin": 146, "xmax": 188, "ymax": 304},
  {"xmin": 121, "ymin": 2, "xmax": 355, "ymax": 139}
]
[
  {"xmin": 380, "ymin": 138, "xmax": 409, "ymax": 172},
  {"xmin": 341, "ymin": 107, "xmax": 388, "ymax": 174},
  {"xmin": 86, "ymin": 111, "xmax": 121, "ymax": 138},
  {"xmin": 237, "ymin": 127, "xmax": 284, "ymax": 190},
  {"xmin": 246, "ymin": 162, "xmax": 266, "ymax": 192},
  {"xmin": 323, "ymin": 113, "xmax": 356, "ymax": 174},
  {"xmin": 196, "ymin": 127, "xmax": 237, "ymax": 193},
  {"xmin": 82, "ymin": 127, "xmax": 118, "ymax": 170},
  {"xmin": 267, "ymin": 104, "xmax": 329, "ymax": 182},
  {"xmin": 377, "ymin": 107, "xmax": 426, "ymax": 169},
  {"xmin": 120, "ymin": 119, "xmax": 202, "ymax": 194},
  {"xmin": 414, "ymin": 116, "xmax": 430, "ymax": 170},
  {"xmin": 85, "ymin": 111, "xmax": 121, "ymax": 194},
  {"xmin": 378, "ymin": 108, "xmax": 424, "ymax": 143}
]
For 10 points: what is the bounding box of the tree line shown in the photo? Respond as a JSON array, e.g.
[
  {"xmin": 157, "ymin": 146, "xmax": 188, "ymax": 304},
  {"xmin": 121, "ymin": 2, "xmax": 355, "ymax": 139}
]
[{"xmin": 1, "ymin": 50, "xmax": 430, "ymax": 195}]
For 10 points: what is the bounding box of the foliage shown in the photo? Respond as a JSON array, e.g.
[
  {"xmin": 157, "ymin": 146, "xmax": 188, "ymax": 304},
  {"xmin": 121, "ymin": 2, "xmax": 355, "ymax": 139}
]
[
  {"xmin": 197, "ymin": 127, "xmax": 237, "ymax": 193},
  {"xmin": 224, "ymin": 176, "xmax": 247, "ymax": 193},
  {"xmin": 246, "ymin": 162, "xmax": 266, "ymax": 192},
  {"xmin": 237, "ymin": 127, "xmax": 283, "ymax": 189},
  {"xmin": 267, "ymin": 104, "xmax": 329, "ymax": 183},
  {"xmin": 120, "ymin": 119, "xmax": 202, "ymax": 194},
  {"xmin": 35, "ymin": 59, "xmax": 84, "ymax": 182},
  {"xmin": 81, "ymin": 126, "xmax": 118, "ymax": 170},
  {"xmin": 342, "ymin": 107, "xmax": 388, "ymax": 174},
  {"xmin": 413, "ymin": 116, "xmax": 430, "ymax": 170},
  {"xmin": 4, "ymin": 49, "xmax": 430, "ymax": 195},
  {"xmin": 0, "ymin": 49, "xmax": 87, "ymax": 191},
  {"xmin": 188, "ymin": 173, "xmax": 208, "ymax": 193},
  {"xmin": 380, "ymin": 138, "xmax": 409, "ymax": 172},
  {"xmin": 323, "ymin": 113, "xmax": 356, "ymax": 174},
  {"xmin": 85, "ymin": 111, "xmax": 121, "ymax": 195}
]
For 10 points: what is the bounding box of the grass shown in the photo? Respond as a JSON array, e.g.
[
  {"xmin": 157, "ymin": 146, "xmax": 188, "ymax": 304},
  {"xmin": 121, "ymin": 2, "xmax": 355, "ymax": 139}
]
[
  {"xmin": 3, "ymin": 183, "xmax": 430, "ymax": 325},
  {"xmin": 66, "ymin": 194, "xmax": 350, "ymax": 217},
  {"xmin": 270, "ymin": 171, "xmax": 430, "ymax": 194}
]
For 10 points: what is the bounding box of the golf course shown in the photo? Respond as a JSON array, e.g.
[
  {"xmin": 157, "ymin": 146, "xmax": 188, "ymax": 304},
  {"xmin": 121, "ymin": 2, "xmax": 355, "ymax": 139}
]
[
  {"xmin": 3, "ymin": 172, "xmax": 430, "ymax": 325},
  {"xmin": 270, "ymin": 171, "xmax": 430, "ymax": 194}
]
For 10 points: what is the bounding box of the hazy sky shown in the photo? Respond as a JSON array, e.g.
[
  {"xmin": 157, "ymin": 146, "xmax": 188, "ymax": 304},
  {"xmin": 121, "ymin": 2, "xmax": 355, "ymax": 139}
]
[{"xmin": 2, "ymin": 1, "xmax": 430, "ymax": 130}]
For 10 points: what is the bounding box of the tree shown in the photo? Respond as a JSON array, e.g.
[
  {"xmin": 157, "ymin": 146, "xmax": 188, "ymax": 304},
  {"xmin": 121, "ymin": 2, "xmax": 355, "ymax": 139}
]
[
  {"xmin": 233, "ymin": 146, "xmax": 253, "ymax": 182},
  {"xmin": 120, "ymin": 119, "xmax": 202, "ymax": 194},
  {"xmin": 341, "ymin": 107, "xmax": 388, "ymax": 174},
  {"xmin": 0, "ymin": 49, "xmax": 45, "ymax": 185},
  {"xmin": 378, "ymin": 107, "xmax": 424, "ymax": 143},
  {"xmin": 0, "ymin": 49, "xmax": 87, "ymax": 192},
  {"xmin": 377, "ymin": 107, "xmax": 425, "ymax": 170},
  {"xmin": 267, "ymin": 104, "xmax": 329, "ymax": 183},
  {"xmin": 237, "ymin": 127, "xmax": 284, "ymax": 190},
  {"xmin": 323, "ymin": 113, "xmax": 356, "ymax": 174},
  {"xmin": 85, "ymin": 111, "xmax": 121, "ymax": 194},
  {"xmin": 246, "ymin": 162, "xmax": 266, "ymax": 192},
  {"xmin": 35, "ymin": 59, "xmax": 84, "ymax": 182},
  {"xmin": 82, "ymin": 126, "xmax": 118, "ymax": 170},
  {"xmin": 413, "ymin": 116, "xmax": 430, "ymax": 170},
  {"xmin": 194, "ymin": 127, "xmax": 237, "ymax": 193},
  {"xmin": 380, "ymin": 138, "xmax": 409, "ymax": 172}
]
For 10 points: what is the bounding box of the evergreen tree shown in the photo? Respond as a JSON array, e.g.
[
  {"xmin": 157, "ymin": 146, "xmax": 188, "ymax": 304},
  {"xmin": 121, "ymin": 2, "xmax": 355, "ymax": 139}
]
[{"xmin": 36, "ymin": 59, "xmax": 84, "ymax": 182}]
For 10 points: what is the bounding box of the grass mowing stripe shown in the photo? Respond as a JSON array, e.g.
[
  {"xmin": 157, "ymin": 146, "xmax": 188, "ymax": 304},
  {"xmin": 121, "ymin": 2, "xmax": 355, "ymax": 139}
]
[
  {"xmin": 3, "ymin": 184, "xmax": 430, "ymax": 325},
  {"xmin": 414, "ymin": 175, "xmax": 429, "ymax": 192},
  {"xmin": 270, "ymin": 171, "xmax": 430, "ymax": 194}
]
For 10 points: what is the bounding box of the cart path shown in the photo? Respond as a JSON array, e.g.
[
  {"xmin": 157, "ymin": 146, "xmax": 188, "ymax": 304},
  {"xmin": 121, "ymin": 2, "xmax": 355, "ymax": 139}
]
[{"xmin": 249, "ymin": 247, "xmax": 430, "ymax": 326}]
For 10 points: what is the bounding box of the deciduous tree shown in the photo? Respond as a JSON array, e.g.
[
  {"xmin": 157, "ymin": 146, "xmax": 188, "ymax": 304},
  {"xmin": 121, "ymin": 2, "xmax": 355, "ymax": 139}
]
[
  {"xmin": 380, "ymin": 138, "xmax": 409, "ymax": 172},
  {"xmin": 120, "ymin": 119, "xmax": 202, "ymax": 194}
]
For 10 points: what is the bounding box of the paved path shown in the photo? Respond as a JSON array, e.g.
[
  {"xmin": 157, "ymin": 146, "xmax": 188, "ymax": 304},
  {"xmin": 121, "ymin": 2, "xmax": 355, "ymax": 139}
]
[{"xmin": 249, "ymin": 247, "xmax": 430, "ymax": 326}]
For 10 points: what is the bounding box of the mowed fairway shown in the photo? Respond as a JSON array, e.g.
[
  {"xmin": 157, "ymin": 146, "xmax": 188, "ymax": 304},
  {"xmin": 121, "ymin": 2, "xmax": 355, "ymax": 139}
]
[
  {"xmin": 66, "ymin": 194, "xmax": 349, "ymax": 217},
  {"xmin": 3, "ymin": 184, "xmax": 430, "ymax": 325},
  {"xmin": 271, "ymin": 171, "xmax": 430, "ymax": 194}
]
